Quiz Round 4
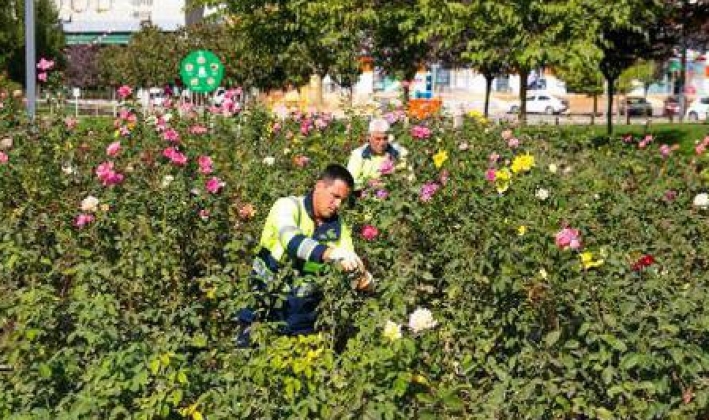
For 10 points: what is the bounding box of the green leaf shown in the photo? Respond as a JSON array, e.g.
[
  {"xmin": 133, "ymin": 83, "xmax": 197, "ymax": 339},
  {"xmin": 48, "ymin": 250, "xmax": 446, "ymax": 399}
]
[
  {"xmin": 149, "ymin": 359, "xmax": 161, "ymax": 374},
  {"xmin": 596, "ymin": 407, "xmax": 614, "ymax": 420},
  {"xmin": 177, "ymin": 370, "xmax": 188, "ymax": 384},
  {"xmin": 620, "ymin": 353, "xmax": 641, "ymax": 371},
  {"xmin": 38, "ymin": 363, "xmax": 51, "ymax": 378},
  {"xmin": 545, "ymin": 330, "xmax": 561, "ymax": 347}
]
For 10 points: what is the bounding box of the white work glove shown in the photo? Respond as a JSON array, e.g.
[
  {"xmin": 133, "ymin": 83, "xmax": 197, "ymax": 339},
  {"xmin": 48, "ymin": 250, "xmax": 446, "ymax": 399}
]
[
  {"xmin": 352, "ymin": 271, "xmax": 375, "ymax": 292},
  {"xmin": 328, "ymin": 247, "xmax": 363, "ymax": 272}
]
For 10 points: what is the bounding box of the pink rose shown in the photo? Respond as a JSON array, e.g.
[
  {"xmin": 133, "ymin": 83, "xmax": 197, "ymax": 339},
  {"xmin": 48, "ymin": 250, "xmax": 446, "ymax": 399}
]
[
  {"xmin": 117, "ymin": 85, "xmax": 132, "ymax": 99},
  {"xmin": 439, "ymin": 169, "xmax": 450, "ymax": 185},
  {"xmin": 38, "ymin": 73, "xmax": 47, "ymax": 82},
  {"xmin": 189, "ymin": 124, "xmax": 208, "ymax": 135},
  {"xmin": 205, "ymin": 176, "xmax": 225, "ymax": 194},
  {"xmin": 162, "ymin": 128, "xmax": 180, "ymax": 143},
  {"xmin": 485, "ymin": 168, "xmax": 496, "ymax": 182},
  {"xmin": 106, "ymin": 141, "xmax": 121, "ymax": 157},
  {"xmin": 0, "ymin": 152, "xmax": 8, "ymax": 164},
  {"xmin": 411, "ymin": 125, "xmax": 432, "ymax": 140},
  {"xmin": 198, "ymin": 155, "xmax": 213, "ymax": 174},
  {"xmin": 379, "ymin": 158, "xmax": 395, "ymax": 175},
  {"xmin": 375, "ymin": 189, "xmax": 389, "ymax": 200},
  {"xmin": 419, "ymin": 181, "xmax": 440, "ymax": 202},
  {"xmin": 508, "ymin": 138, "xmax": 520, "ymax": 149},
  {"xmin": 555, "ymin": 227, "xmax": 582, "ymax": 250},
  {"xmin": 64, "ymin": 117, "xmax": 78, "ymax": 130},
  {"xmin": 361, "ymin": 224, "xmax": 379, "ymax": 241},
  {"xmin": 36, "ymin": 58, "xmax": 55, "ymax": 71},
  {"xmin": 74, "ymin": 213, "xmax": 95, "ymax": 228}
]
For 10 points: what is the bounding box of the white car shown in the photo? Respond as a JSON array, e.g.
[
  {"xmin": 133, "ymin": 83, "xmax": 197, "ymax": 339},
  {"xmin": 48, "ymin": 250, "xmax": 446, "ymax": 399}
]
[
  {"xmin": 686, "ymin": 97, "xmax": 709, "ymax": 121},
  {"xmin": 509, "ymin": 94, "xmax": 568, "ymax": 115}
]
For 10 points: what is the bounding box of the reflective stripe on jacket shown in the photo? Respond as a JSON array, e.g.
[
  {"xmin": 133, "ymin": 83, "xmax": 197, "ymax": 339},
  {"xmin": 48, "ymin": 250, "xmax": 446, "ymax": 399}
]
[{"xmin": 254, "ymin": 191, "xmax": 354, "ymax": 279}]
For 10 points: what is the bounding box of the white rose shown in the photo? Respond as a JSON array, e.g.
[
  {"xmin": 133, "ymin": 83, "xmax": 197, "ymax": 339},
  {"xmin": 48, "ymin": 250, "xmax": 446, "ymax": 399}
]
[
  {"xmin": 161, "ymin": 175, "xmax": 174, "ymax": 188},
  {"xmin": 408, "ymin": 307, "xmax": 437, "ymax": 333},
  {"xmin": 263, "ymin": 156, "xmax": 275, "ymax": 166},
  {"xmin": 0, "ymin": 137, "xmax": 13, "ymax": 150},
  {"xmin": 548, "ymin": 163, "xmax": 558, "ymax": 174},
  {"xmin": 693, "ymin": 193, "xmax": 709, "ymax": 208},
  {"xmin": 382, "ymin": 320, "xmax": 402, "ymax": 341},
  {"xmin": 61, "ymin": 164, "xmax": 75, "ymax": 175},
  {"xmin": 535, "ymin": 188, "xmax": 549, "ymax": 201},
  {"xmin": 80, "ymin": 195, "xmax": 99, "ymax": 213}
]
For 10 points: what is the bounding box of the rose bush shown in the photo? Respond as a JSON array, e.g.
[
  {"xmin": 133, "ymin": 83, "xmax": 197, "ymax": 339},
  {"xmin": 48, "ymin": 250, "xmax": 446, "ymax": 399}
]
[{"xmin": 1, "ymin": 88, "xmax": 709, "ymax": 418}]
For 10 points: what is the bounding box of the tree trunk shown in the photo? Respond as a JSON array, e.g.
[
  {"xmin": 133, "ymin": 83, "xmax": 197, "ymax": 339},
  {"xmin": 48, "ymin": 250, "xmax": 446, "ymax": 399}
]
[
  {"xmin": 519, "ymin": 68, "xmax": 529, "ymax": 125},
  {"xmin": 483, "ymin": 73, "xmax": 493, "ymax": 119},
  {"xmin": 402, "ymin": 84, "xmax": 410, "ymax": 107},
  {"xmin": 606, "ymin": 77, "xmax": 615, "ymax": 136},
  {"xmin": 679, "ymin": 44, "xmax": 687, "ymax": 123},
  {"xmin": 592, "ymin": 94, "xmax": 598, "ymax": 125}
]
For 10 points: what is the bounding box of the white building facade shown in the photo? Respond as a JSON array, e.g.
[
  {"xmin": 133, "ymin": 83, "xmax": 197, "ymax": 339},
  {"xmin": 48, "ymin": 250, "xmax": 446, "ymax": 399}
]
[{"xmin": 53, "ymin": 0, "xmax": 203, "ymax": 44}]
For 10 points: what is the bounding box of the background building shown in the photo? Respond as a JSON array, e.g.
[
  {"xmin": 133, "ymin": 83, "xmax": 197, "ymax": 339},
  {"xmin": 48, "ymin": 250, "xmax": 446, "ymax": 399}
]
[{"xmin": 53, "ymin": 0, "xmax": 205, "ymax": 45}]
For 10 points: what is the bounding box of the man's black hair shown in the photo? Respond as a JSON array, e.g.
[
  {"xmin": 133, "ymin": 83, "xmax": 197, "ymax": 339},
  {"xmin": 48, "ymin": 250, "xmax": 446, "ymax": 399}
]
[{"xmin": 319, "ymin": 163, "xmax": 355, "ymax": 190}]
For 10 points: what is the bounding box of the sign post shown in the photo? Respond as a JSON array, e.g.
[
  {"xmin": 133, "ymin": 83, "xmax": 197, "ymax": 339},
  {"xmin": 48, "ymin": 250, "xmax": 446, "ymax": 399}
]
[{"xmin": 72, "ymin": 87, "xmax": 81, "ymax": 117}]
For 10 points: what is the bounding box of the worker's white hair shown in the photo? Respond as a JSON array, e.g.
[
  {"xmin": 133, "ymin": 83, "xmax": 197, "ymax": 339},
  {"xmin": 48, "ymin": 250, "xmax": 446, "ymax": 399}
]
[{"xmin": 368, "ymin": 118, "xmax": 390, "ymax": 134}]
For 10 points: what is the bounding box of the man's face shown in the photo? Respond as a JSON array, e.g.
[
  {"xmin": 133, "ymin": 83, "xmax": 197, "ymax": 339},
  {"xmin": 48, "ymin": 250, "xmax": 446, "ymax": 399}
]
[
  {"xmin": 313, "ymin": 179, "xmax": 351, "ymax": 219},
  {"xmin": 368, "ymin": 131, "xmax": 389, "ymax": 155}
]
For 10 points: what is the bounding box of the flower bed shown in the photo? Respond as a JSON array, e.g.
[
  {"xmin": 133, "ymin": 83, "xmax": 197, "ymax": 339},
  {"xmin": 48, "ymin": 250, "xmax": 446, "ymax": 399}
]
[{"xmin": 1, "ymin": 89, "xmax": 709, "ymax": 418}]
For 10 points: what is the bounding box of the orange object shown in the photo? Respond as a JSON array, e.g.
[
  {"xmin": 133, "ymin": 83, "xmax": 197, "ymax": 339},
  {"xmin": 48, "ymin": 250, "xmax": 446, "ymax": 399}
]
[{"xmin": 408, "ymin": 98, "xmax": 442, "ymax": 119}]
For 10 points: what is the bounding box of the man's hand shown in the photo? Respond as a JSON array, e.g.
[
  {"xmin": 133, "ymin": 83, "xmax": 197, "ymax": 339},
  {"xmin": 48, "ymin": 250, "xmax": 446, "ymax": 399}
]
[{"xmin": 327, "ymin": 247, "xmax": 363, "ymax": 272}]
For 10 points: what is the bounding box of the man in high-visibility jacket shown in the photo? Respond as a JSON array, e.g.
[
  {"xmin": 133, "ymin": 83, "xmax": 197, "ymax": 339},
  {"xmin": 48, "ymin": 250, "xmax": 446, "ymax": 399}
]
[
  {"xmin": 236, "ymin": 164, "xmax": 372, "ymax": 345},
  {"xmin": 347, "ymin": 118, "xmax": 408, "ymax": 191}
]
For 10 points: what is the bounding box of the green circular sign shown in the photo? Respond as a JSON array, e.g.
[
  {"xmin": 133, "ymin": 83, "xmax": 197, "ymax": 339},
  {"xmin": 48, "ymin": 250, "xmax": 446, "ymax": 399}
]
[{"xmin": 179, "ymin": 50, "xmax": 224, "ymax": 93}]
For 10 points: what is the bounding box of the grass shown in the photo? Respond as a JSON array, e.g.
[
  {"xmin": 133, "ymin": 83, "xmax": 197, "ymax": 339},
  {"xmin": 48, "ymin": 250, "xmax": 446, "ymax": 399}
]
[{"xmin": 524, "ymin": 122, "xmax": 709, "ymax": 153}]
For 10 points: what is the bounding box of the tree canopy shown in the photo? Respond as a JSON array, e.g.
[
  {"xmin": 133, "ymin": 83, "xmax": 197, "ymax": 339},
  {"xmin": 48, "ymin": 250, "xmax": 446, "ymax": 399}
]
[{"xmin": 0, "ymin": 0, "xmax": 64, "ymax": 86}]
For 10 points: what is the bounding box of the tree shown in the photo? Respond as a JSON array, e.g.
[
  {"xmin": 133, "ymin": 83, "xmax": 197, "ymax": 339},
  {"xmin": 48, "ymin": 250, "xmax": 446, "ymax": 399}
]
[
  {"xmin": 64, "ymin": 44, "xmax": 102, "ymax": 88},
  {"xmin": 97, "ymin": 45, "xmax": 129, "ymax": 90},
  {"xmin": 555, "ymin": 60, "xmax": 604, "ymax": 122},
  {"xmin": 618, "ymin": 60, "xmax": 657, "ymax": 97},
  {"xmin": 421, "ymin": 0, "xmax": 595, "ymax": 121},
  {"xmin": 652, "ymin": 0, "xmax": 709, "ymax": 121},
  {"xmin": 590, "ymin": 0, "xmax": 665, "ymax": 134},
  {"xmin": 368, "ymin": 0, "xmax": 432, "ymax": 102},
  {"xmin": 0, "ymin": 0, "xmax": 64, "ymax": 86},
  {"xmin": 419, "ymin": 2, "xmax": 510, "ymax": 118}
]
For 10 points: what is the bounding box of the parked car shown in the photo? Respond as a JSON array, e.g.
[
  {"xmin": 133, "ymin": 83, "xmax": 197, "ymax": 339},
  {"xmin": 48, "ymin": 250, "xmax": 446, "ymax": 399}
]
[
  {"xmin": 619, "ymin": 97, "xmax": 653, "ymax": 117},
  {"xmin": 663, "ymin": 96, "xmax": 680, "ymax": 117},
  {"xmin": 508, "ymin": 94, "xmax": 568, "ymax": 115},
  {"xmin": 686, "ymin": 96, "xmax": 709, "ymax": 121}
]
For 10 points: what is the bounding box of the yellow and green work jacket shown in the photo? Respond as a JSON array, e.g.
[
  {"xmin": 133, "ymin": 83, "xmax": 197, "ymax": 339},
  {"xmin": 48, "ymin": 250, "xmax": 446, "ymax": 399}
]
[
  {"xmin": 252, "ymin": 191, "xmax": 354, "ymax": 280},
  {"xmin": 346, "ymin": 143, "xmax": 407, "ymax": 190}
]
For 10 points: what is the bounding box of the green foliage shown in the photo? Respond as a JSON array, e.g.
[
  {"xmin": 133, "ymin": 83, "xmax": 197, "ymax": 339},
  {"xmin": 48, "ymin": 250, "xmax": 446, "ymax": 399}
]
[
  {"xmin": 0, "ymin": 0, "xmax": 65, "ymax": 85},
  {"xmin": 618, "ymin": 60, "xmax": 658, "ymax": 96},
  {"xmin": 1, "ymin": 87, "xmax": 709, "ymax": 418}
]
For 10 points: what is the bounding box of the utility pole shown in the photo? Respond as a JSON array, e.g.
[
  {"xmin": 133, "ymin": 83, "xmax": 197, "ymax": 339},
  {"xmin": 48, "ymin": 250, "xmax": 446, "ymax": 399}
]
[
  {"xmin": 678, "ymin": 0, "xmax": 699, "ymax": 123},
  {"xmin": 25, "ymin": 0, "xmax": 36, "ymax": 120}
]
